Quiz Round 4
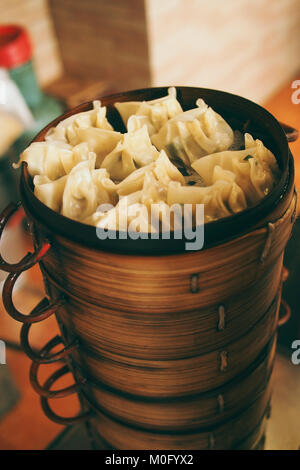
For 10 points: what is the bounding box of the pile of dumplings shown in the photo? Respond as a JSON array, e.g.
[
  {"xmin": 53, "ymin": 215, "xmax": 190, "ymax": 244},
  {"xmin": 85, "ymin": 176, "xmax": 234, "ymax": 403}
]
[{"xmin": 15, "ymin": 87, "xmax": 280, "ymax": 231}]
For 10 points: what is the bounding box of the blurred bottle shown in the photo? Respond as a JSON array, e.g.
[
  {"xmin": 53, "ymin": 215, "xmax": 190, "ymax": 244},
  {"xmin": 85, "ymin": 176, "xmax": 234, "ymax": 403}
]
[
  {"xmin": 0, "ymin": 68, "xmax": 33, "ymax": 210},
  {"xmin": 0, "ymin": 72, "xmax": 30, "ymax": 290},
  {"xmin": 0, "ymin": 25, "xmax": 64, "ymax": 200},
  {"xmin": 0, "ymin": 25, "xmax": 64, "ymax": 289}
]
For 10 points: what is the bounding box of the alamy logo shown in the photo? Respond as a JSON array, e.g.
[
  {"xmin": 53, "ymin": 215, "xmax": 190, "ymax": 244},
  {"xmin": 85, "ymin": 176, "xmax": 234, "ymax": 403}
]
[
  {"xmin": 291, "ymin": 80, "xmax": 300, "ymax": 104},
  {"xmin": 95, "ymin": 202, "xmax": 205, "ymax": 251},
  {"xmin": 0, "ymin": 340, "xmax": 6, "ymax": 365},
  {"xmin": 291, "ymin": 340, "xmax": 300, "ymax": 365}
]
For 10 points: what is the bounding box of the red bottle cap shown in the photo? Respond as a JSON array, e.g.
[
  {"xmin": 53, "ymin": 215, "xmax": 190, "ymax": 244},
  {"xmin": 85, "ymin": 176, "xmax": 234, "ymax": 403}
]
[{"xmin": 0, "ymin": 25, "xmax": 32, "ymax": 69}]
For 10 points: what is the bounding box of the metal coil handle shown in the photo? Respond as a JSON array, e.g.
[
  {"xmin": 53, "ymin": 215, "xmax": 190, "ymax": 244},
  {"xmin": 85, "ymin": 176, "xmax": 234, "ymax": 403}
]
[
  {"xmin": 21, "ymin": 325, "xmax": 78, "ymax": 364},
  {"xmin": 280, "ymin": 122, "xmax": 298, "ymax": 143},
  {"xmin": 40, "ymin": 366, "xmax": 91, "ymax": 425},
  {"xmin": 3, "ymin": 273, "xmax": 64, "ymax": 324},
  {"xmin": 0, "ymin": 202, "xmax": 90, "ymax": 427},
  {"xmin": 278, "ymin": 299, "xmax": 291, "ymax": 327},
  {"xmin": 277, "ymin": 266, "xmax": 291, "ymax": 327},
  {"xmin": 0, "ymin": 202, "xmax": 51, "ymax": 273},
  {"xmin": 30, "ymin": 336, "xmax": 86, "ymax": 398}
]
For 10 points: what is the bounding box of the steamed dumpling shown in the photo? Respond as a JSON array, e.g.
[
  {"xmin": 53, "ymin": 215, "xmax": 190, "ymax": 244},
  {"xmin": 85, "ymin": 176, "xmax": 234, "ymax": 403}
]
[
  {"xmin": 44, "ymin": 101, "xmax": 122, "ymax": 168},
  {"xmin": 153, "ymin": 150, "xmax": 185, "ymax": 187},
  {"xmin": 116, "ymin": 150, "xmax": 184, "ymax": 197},
  {"xmin": 86, "ymin": 151, "xmax": 186, "ymax": 231},
  {"xmin": 101, "ymin": 125, "xmax": 159, "ymax": 180},
  {"xmin": 45, "ymin": 100, "xmax": 113, "ymax": 143},
  {"xmin": 116, "ymin": 165, "xmax": 153, "ymax": 196},
  {"xmin": 244, "ymin": 133, "xmax": 279, "ymax": 175},
  {"xmin": 65, "ymin": 127, "xmax": 122, "ymax": 167},
  {"xmin": 115, "ymin": 87, "xmax": 183, "ymax": 135},
  {"xmin": 14, "ymin": 141, "xmax": 71, "ymax": 180},
  {"xmin": 61, "ymin": 156, "xmax": 116, "ymax": 221},
  {"xmin": 84, "ymin": 191, "xmax": 145, "ymax": 230},
  {"xmin": 33, "ymin": 174, "xmax": 67, "ymax": 212},
  {"xmin": 140, "ymin": 170, "xmax": 161, "ymax": 208},
  {"xmin": 23, "ymin": 91, "xmax": 280, "ymax": 232},
  {"xmin": 15, "ymin": 141, "xmax": 98, "ymax": 179},
  {"xmin": 167, "ymin": 180, "xmax": 247, "ymax": 222},
  {"xmin": 191, "ymin": 134, "xmax": 279, "ymax": 205},
  {"xmin": 84, "ymin": 190, "xmax": 159, "ymax": 234},
  {"xmin": 127, "ymin": 115, "xmax": 153, "ymax": 133},
  {"xmin": 151, "ymin": 98, "xmax": 234, "ymax": 165},
  {"xmin": 60, "ymin": 142, "xmax": 92, "ymax": 174}
]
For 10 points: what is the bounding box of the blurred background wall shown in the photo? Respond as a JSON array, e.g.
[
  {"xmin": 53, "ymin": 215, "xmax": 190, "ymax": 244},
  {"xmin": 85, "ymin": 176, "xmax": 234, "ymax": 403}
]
[
  {"xmin": 146, "ymin": 0, "xmax": 300, "ymax": 102},
  {"xmin": 1, "ymin": 0, "xmax": 299, "ymax": 103},
  {"xmin": 49, "ymin": 0, "xmax": 151, "ymax": 91}
]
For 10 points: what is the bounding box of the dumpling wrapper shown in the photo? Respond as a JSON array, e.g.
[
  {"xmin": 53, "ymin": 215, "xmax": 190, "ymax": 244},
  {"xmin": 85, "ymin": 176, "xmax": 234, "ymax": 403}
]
[
  {"xmin": 33, "ymin": 174, "xmax": 67, "ymax": 212},
  {"xmin": 153, "ymin": 150, "xmax": 185, "ymax": 187},
  {"xmin": 45, "ymin": 100, "xmax": 113, "ymax": 143},
  {"xmin": 61, "ymin": 156, "xmax": 117, "ymax": 221},
  {"xmin": 60, "ymin": 142, "xmax": 92, "ymax": 174},
  {"xmin": 114, "ymin": 87, "xmax": 183, "ymax": 135},
  {"xmin": 101, "ymin": 125, "xmax": 159, "ymax": 180},
  {"xmin": 14, "ymin": 140, "xmax": 99, "ymax": 180},
  {"xmin": 116, "ymin": 165, "xmax": 153, "ymax": 196},
  {"xmin": 66, "ymin": 127, "xmax": 122, "ymax": 167},
  {"xmin": 192, "ymin": 134, "xmax": 279, "ymax": 205},
  {"xmin": 116, "ymin": 150, "xmax": 184, "ymax": 197},
  {"xmin": 151, "ymin": 98, "xmax": 234, "ymax": 165},
  {"xmin": 167, "ymin": 180, "xmax": 247, "ymax": 222},
  {"xmin": 14, "ymin": 141, "xmax": 71, "ymax": 180}
]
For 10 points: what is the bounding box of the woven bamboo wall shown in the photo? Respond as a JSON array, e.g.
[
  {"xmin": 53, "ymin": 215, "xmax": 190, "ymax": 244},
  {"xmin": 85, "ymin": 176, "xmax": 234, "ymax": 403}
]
[
  {"xmin": 49, "ymin": 0, "xmax": 151, "ymax": 91},
  {"xmin": 0, "ymin": 0, "xmax": 63, "ymax": 86}
]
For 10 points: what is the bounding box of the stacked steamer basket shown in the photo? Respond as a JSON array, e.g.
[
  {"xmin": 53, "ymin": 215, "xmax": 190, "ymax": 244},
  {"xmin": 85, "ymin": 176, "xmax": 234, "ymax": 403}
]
[{"xmin": 1, "ymin": 87, "xmax": 297, "ymax": 450}]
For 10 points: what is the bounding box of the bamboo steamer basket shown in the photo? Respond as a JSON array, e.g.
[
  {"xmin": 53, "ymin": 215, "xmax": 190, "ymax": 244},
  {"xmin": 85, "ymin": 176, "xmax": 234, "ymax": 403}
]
[
  {"xmin": 70, "ymin": 293, "xmax": 279, "ymax": 397},
  {"xmin": 1, "ymin": 87, "xmax": 297, "ymax": 450},
  {"xmin": 89, "ymin": 378, "xmax": 272, "ymax": 450},
  {"xmin": 81, "ymin": 335, "xmax": 276, "ymax": 431}
]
